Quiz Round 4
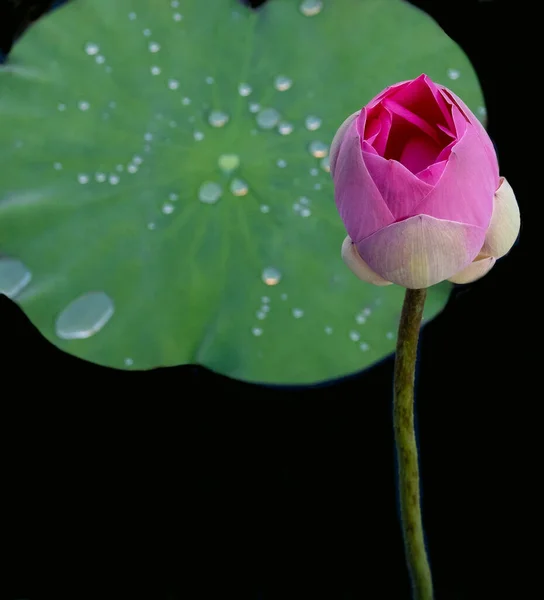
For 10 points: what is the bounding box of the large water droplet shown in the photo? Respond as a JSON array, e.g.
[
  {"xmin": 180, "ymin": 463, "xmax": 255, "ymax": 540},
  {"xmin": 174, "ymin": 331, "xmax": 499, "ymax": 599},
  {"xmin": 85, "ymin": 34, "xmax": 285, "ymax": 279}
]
[
  {"xmin": 218, "ymin": 154, "xmax": 240, "ymax": 174},
  {"xmin": 278, "ymin": 121, "xmax": 294, "ymax": 135},
  {"xmin": 262, "ymin": 267, "xmax": 281, "ymax": 286},
  {"xmin": 320, "ymin": 156, "xmax": 330, "ymax": 172},
  {"xmin": 305, "ymin": 115, "xmax": 322, "ymax": 131},
  {"xmin": 55, "ymin": 291, "xmax": 115, "ymax": 340},
  {"xmin": 0, "ymin": 258, "xmax": 32, "ymax": 298},
  {"xmin": 274, "ymin": 75, "xmax": 293, "ymax": 91},
  {"xmin": 230, "ymin": 178, "xmax": 248, "ymax": 196},
  {"xmin": 300, "ymin": 0, "xmax": 323, "ymax": 16},
  {"xmin": 208, "ymin": 110, "xmax": 229, "ymax": 127},
  {"xmin": 309, "ymin": 140, "xmax": 329, "ymax": 158},
  {"xmin": 238, "ymin": 82, "xmax": 252, "ymax": 97},
  {"xmin": 199, "ymin": 182, "xmax": 223, "ymax": 204},
  {"xmin": 85, "ymin": 42, "xmax": 99, "ymax": 56},
  {"xmin": 256, "ymin": 108, "xmax": 280, "ymax": 129},
  {"xmin": 447, "ymin": 68, "xmax": 460, "ymax": 80}
]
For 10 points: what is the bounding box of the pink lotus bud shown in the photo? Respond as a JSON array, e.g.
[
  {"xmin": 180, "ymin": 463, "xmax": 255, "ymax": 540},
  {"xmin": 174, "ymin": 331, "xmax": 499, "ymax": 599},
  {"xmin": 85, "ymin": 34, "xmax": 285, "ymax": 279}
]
[{"xmin": 330, "ymin": 74, "xmax": 520, "ymax": 288}]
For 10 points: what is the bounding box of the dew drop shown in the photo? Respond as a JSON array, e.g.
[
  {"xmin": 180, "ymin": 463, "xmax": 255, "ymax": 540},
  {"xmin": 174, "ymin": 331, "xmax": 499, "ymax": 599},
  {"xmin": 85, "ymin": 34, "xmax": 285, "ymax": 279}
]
[
  {"xmin": 208, "ymin": 110, "xmax": 229, "ymax": 127},
  {"xmin": 310, "ymin": 167, "xmax": 319, "ymax": 176},
  {"xmin": 349, "ymin": 330, "xmax": 360, "ymax": 342},
  {"xmin": 305, "ymin": 115, "xmax": 322, "ymax": 131},
  {"xmin": 260, "ymin": 204, "xmax": 270, "ymax": 214},
  {"xmin": 95, "ymin": 172, "xmax": 106, "ymax": 182},
  {"xmin": 133, "ymin": 155, "xmax": 143, "ymax": 165},
  {"xmin": 362, "ymin": 307, "xmax": 372, "ymax": 317},
  {"xmin": 182, "ymin": 97, "xmax": 191, "ymax": 105},
  {"xmin": 276, "ymin": 159, "xmax": 287, "ymax": 168},
  {"xmin": 360, "ymin": 342, "xmax": 370, "ymax": 351},
  {"xmin": 205, "ymin": 76, "xmax": 215, "ymax": 84},
  {"xmin": 299, "ymin": 196, "xmax": 309, "ymax": 205},
  {"xmin": 309, "ymin": 140, "xmax": 329, "ymax": 158},
  {"xmin": 281, "ymin": 293, "xmax": 288, "ymax": 300},
  {"xmin": 356, "ymin": 314, "xmax": 366, "ymax": 324},
  {"xmin": 261, "ymin": 296, "xmax": 270, "ymax": 304},
  {"xmin": 194, "ymin": 131, "xmax": 204, "ymax": 141},
  {"xmin": 77, "ymin": 174, "xmax": 89, "ymax": 184},
  {"xmin": 85, "ymin": 42, "xmax": 99, "ymax": 56},
  {"xmin": 314, "ymin": 183, "xmax": 322, "ymax": 190},
  {"xmin": 124, "ymin": 357, "xmax": 134, "ymax": 366},
  {"xmin": 151, "ymin": 66, "xmax": 161, "ymax": 75},
  {"xmin": 128, "ymin": 12, "xmax": 137, "ymax": 20},
  {"xmin": 168, "ymin": 78, "xmax": 180, "ymax": 90},
  {"xmin": 300, "ymin": 0, "xmax": 323, "ymax": 16},
  {"xmin": 143, "ymin": 28, "xmax": 152, "ymax": 37},
  {"xmin": 292, "ymin": 308, "xmax": 304, "ymax": 319},
  {"xmin": 256, "ymin": 107, "xmax": 280, "ymax": 129},
  {"xmin": 238, "ymin": 82, "xmax": 252, "ymax": 97},
  {"xmin": 320, "ymin": 156, "xmax": 330, "ymax": 172},
  {"xmin": 324, "ymin": 326, "xmax": 333, "ymax": 335},
  {"xmin": 252, "ymin": 327, "xmax": 263, "ymax": 337},
  {"xmin": 173, "ymin": 13, "xmax": 183, "ymax": 21},
  {"xmin": 386, "ymin": 331, "xmax": 395, "ymax": 340},
  {"xmin": 198, "ymin": 182, "xmax": 223, "ymax": 204},
  {"xmin": 57, "ymin": 103, "xmax": 66, "ymax": 111},
  {"xmin": 78, "ymin": 101, "xmax": 90, "ymax": 111},
  {"xmin": 144, "ymin": 132, "xmax": 153, "ymax": 141},
  {"xmin": 447, "ymin": 68, "xmax": 460, "ymax": 80},
  {"xmin": 53, "ymin": 162, "xmax": 62, "ymax": 170},
  {"xmin": 109, "ymin": 174, "xmax": 120, "ymax": 185},
  {"xmin": 169, "ymin": 193, "xmax": 179, "ymax": 201},
  {"xmin": 116, "ymin": 164, "xmax": 124, "ymax": 172},
  {"xmin": 127, "ymin": 164, "xmax": 138, "ymax": 174},
  {"xmin": 171, "ymin": 0, "xmax": 179, "ymax": 7},
  {"xmin": 55, "ymin": 291, "xmax": 114, "ymax": 340},
  {"xmin": 230, "ymin": 178, "xmax": 249, "ymax": 196},
  {"xmin": 249, "ymin": 102, "xmax": 261, "ymax": 113},
  {"xmin": 149, "ymin": 41, "xmax": 161, "ymax": 53},
  {"xmin": 293, "ymin": 202, "xmax": 301, "ymax": 213},
  {"xmin": 147, "ymin": 222, "xmax": 156, "ymax": 230},
  {"xmin": 261, "ymin": 304, "xmax": 270, "ymax": 313},
  {"xmin": 278, "ymin": 121, "xmax": 294, "ymax": 135},
  {"xmin": 0, "ymin": 258, "xmax": 32, "ymax": 298},
  {"xmin": 477, "ymin": 106, "xmax": 487, "ymax": 119},
  {"xmin": 300, "ymin": 208, "xmax": 311, "ymax": 218},
  {"xmin": 162, "ymin": 202, "xmax": 175, "ymax": 214},
  {"xmin": 262, "ymin": 267, "xmax": 281, "ymax": 286},
  {"xmin": 256, "ymin": 311, "xmax": 266, "ymax": 320},
  {"xmin": 274, "ymin": 75, "xmax": 293, "ymax": 91},
  {"xmin": 95, "ymin": 55, "xmax": 105, "ymax": 64},
  {"xmin": 218, "ymin": 153, "xmax": 240, "ymax": 173}
]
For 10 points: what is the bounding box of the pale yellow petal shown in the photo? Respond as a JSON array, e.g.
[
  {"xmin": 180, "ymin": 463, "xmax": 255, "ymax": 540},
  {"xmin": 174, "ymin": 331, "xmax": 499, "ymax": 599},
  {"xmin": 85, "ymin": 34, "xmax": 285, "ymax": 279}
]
[
  {"xmin": 341, "ymin": 236, "xmax": 393, "ymax": 286},
  {"xmin": 448, "ymin": 255, "xmax": 496, "ymax": 284},
  {"xmin": 480, "ymin": 177, "xmax": 520, "ymax": 258}
]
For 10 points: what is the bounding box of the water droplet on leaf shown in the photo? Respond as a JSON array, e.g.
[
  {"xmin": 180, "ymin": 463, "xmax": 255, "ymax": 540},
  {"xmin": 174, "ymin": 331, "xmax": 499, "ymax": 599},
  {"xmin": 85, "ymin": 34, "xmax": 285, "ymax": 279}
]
[
  {"xmin": 55, "ymin": 291, "xmax": 115, "ymax": 340},
  {"xmin": 262, "ymin": 267, "xmax": 281, "ymax": 286},
  {"xmin": 198, "ymin": 182, "xmax": 223, "ymax": 204},
  {"xmin": 0, "ymin": 258, "xmax": 32, "ymax": 298},
  {"xmin": 256, "ymin": 108, "xmax": 280, "ymax": 129}
]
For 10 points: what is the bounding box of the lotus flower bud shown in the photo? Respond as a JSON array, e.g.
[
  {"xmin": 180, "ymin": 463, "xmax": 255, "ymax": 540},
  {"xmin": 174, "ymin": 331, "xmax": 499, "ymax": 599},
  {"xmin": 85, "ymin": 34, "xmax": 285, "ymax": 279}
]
[{"xmin": 330, "ymin": 74, "xmax": 520, "ymax": 288}]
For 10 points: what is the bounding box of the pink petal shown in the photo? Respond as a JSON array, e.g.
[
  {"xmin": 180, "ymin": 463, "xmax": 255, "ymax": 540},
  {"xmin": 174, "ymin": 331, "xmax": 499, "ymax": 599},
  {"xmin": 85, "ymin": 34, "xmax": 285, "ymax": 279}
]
[
  {"xmin": 333, "ymin": 118, "xmax": 395, "ymax": 241},
  {"xmin": 448, "ymin": 255, "xmax": 496, "ymax": 284},
  {"xmin": 400, "ymin": 134, "xmax": 442, "ymax": 175},
  {"xmin": 341, "ymin": 236, "xmax": 393, "ymax": 286},
  {"xmin": 362, "ymin": 151, "xmax": 433, "ymax": 220},
  {"xmin": 358, "ymin": 105, "xmax": 392, "ymax": 156},
  {"xmin": 416, "ymin": 160, "xmax": 447, "ymax": 186},
  {"xmin": 356, "ymin": 214, "xmax": 486, "ymax": 289},
  {"xmin": 439, "ymin": 87, "xmax": 499, "ymax": 183},
  {"xmin": 480, "ymin": 177, "xmax": 520, "ymax": 258},
  {"xmin": 411, "ymin": 117, "xmax": 496, "ymax": 229},
  {"xmin": 330, "ymin": 111, "xmax": 360, "ymax": 178}
]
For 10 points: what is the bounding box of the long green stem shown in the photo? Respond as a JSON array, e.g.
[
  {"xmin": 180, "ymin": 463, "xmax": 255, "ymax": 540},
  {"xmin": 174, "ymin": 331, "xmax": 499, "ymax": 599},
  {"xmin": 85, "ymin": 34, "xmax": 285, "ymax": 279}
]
[{"xmin": 393, "ymin": 288, "xmax": 433, "ymax": 600}]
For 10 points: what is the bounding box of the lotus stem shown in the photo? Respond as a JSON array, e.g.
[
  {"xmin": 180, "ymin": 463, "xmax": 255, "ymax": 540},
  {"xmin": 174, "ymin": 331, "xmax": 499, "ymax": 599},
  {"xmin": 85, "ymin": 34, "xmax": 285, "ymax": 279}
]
[{"xmin": 393, "ymin": 287, "xmax": 433, "ymax": 600}]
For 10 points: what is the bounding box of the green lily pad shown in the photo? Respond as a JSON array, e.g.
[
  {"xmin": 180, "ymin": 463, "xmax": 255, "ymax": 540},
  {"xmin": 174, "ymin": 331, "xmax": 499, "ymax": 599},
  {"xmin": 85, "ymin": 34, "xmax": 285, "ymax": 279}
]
[{"xmin": 0, "ymin": 0, "xmax": 485, "ymax": 384}]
